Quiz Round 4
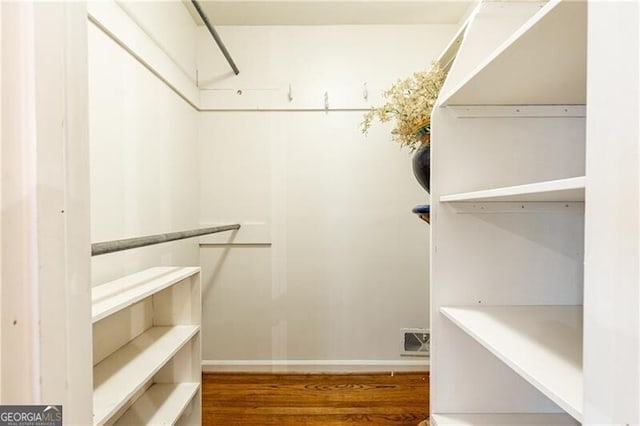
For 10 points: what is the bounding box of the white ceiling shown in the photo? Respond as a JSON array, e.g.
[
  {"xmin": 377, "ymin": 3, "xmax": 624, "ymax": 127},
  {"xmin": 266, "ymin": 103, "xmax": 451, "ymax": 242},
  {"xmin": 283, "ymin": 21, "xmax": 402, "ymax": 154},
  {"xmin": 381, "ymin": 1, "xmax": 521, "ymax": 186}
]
[{"xmin": 186, "ymin": 1, "xmax": 475, "ymax": 26}]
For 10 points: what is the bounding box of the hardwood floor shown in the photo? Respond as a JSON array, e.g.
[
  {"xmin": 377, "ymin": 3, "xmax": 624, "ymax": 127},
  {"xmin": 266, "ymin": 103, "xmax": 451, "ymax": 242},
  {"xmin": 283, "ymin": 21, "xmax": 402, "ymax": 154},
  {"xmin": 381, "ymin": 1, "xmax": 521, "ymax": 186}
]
[{"xmin": 202, "ymin": 372, "xmax": 429, "ymax": 425}]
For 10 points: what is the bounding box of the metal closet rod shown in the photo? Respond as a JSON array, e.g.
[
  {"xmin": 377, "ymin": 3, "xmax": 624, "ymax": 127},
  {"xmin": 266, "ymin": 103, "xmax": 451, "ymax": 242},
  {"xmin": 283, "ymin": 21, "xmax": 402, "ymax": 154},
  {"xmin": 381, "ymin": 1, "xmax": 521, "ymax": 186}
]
[
  {"xmin": 191, "ymin": 0, "xmax": 240, "ymax": 76},
  {"xmin": 91, "ymin": 224, "xmax": 241, "ymax": 256}
]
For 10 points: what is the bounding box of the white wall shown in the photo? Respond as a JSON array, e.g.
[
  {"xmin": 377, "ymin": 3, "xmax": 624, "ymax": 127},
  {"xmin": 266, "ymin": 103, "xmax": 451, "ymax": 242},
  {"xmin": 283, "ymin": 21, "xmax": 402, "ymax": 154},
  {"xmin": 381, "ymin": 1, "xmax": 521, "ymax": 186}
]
[
  {"xmin": 87, "ymin": 4, "xmax": 457, "ymax": 368},
  {"xmin": 115, "ymin": 0, "xmax": 198, "ymax": 83},
  {"xmin": 88, "ymin": 2, "xmax": 200, "ymax": 285},
  {"xmin": 197, "ymin": 25, "xmax": 455, "ymax": 368},
  {"xmin": 2, "ymin": 2, "xmax": 93, "ymax": 422}
]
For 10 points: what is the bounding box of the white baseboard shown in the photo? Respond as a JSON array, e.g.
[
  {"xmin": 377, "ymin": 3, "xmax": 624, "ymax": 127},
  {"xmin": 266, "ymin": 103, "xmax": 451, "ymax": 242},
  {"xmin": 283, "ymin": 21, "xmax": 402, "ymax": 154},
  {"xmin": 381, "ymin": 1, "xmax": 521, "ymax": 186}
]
[{"xmin": 201, "ymin": 359, "xmax": 430, "ymax": 373}]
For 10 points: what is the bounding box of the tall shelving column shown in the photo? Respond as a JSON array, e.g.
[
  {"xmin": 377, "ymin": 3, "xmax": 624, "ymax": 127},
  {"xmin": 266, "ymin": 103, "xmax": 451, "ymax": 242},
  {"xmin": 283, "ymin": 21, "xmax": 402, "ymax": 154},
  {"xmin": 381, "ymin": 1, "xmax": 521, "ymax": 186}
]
[
  {"xmin": 430, "ymin": 0, "xmax": 587, "ymax": 424},
  {"xmin": 91, "ymin": 267, "xmax": 202, "ymax": 425},
  {"xmin": 583, "ymin": 1, "xmax": 640, "ymax": 424}
]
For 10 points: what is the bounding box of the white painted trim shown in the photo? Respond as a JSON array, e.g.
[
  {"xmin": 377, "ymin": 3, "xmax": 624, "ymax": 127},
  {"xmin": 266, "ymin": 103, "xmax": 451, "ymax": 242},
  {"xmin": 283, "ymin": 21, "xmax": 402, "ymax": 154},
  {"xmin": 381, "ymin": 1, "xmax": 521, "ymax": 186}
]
[
  {"xmin": 198, "ymin": 85, "xmax": 381, "ymax": 112},
  {"xmin": 53, "ymin": 3, "xmax": 93, "ymax": 422},
  {"xmin": 201, "ymin": 359, "xmax": 430, "ymax": 373}
]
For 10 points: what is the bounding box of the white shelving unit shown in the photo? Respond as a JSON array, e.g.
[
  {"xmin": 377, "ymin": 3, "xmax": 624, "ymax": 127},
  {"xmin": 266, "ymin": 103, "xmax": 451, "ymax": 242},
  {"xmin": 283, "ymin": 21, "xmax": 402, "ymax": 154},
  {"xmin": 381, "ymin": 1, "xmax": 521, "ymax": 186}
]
[
  {"xmin": 92, "ymin": 267, "xmax": 200, "ymax": 322},
  {"xmin": 440, "ymin": 306, "xmax": 583, "ymax": 420},
  {"xmin": 431, "ymin": 1, "xmax": 640, "ymax": 424},
  {"xmin": 114, "ymin": 383, "xmax": 200, "ymax": 426},
  {"xmin": 439, "ymin": 0, "xmax": 586, "ymax": 106},
  {"xmin": 91, "ymin": 267, "xmax": 202, "ymax": 426}
]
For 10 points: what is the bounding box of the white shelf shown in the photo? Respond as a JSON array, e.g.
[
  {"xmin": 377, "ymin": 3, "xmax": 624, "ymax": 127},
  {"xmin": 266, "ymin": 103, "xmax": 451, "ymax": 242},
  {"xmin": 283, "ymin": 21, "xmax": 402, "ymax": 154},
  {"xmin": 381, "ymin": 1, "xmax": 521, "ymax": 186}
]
[
  {"xmin": 440, "ymin": 176, "xmax": 585, "ymax": 203},
  {"xmin": 436, "ymin": 3, "xmax": 474, "ymax": 72},
  {"xmin": 440, "ymin": 306, "xmax": 583, "ymax": 421},
  {"xmin": 439, "ymin": 0, "xmax": 586, "ymax": 106},
  {"xmin": 114, "ymin": 383, "xmax": 200, "ymax": 426},
  {"xmin": 93, "ymin": 325, "xmax": 199, "ymax": 426},
  {"xmin": 92, "ymin": 267, "xmax": 200, "ymax": 323},
  {"xmin": 432, "ymin": 413, "xmax": 579, "ymax": 425}
]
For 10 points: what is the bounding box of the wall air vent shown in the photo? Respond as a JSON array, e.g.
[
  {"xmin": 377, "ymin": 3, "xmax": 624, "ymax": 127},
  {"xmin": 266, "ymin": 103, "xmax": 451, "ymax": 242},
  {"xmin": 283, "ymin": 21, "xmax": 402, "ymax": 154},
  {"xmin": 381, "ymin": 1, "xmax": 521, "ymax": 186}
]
[{"xmin": 401, "ymin": 328, "xmax": 429, "ymax": 357}]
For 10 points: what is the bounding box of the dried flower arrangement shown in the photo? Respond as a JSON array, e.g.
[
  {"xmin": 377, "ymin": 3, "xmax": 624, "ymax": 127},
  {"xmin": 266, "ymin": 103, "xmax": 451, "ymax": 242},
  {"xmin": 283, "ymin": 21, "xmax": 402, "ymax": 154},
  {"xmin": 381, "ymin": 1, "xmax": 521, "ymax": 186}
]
[{"xmin": 361, "ymin": 63, "xmax": 446, "ymax": 152}]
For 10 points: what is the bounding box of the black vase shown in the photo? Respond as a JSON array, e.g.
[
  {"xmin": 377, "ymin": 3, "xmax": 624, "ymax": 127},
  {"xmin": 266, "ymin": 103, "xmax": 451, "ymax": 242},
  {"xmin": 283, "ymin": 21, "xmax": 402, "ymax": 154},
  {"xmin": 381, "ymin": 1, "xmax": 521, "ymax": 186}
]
[{"xmin": 412, "ymin": 143, "xmax": 430, "ymax": 193}]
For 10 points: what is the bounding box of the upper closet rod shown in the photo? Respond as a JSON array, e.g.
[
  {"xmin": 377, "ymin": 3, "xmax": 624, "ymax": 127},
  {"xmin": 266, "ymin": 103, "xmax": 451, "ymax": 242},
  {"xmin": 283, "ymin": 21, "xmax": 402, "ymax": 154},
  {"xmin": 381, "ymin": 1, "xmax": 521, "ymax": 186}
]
[
  {"xmin": 92, "ymin": 224, "xmax": 241, "ymax": 256},
  {"xmin": 191, "ymin": 0, "xmax": 240, "ymax": 75}
]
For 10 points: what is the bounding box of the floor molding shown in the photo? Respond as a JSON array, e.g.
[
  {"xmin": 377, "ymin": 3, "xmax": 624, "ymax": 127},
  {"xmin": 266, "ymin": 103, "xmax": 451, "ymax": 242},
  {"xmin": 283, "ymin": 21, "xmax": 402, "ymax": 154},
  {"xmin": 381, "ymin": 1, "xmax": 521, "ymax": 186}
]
[{"xmin": 202, "ymin": 359, "xmax": 430, "ymax": 373}]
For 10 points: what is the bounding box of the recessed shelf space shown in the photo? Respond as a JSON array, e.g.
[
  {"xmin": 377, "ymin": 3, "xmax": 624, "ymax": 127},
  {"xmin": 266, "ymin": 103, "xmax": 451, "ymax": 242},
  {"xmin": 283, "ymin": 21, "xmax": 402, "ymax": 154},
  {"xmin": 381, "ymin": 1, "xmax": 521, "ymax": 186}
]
[
  {"xmin": 432, "ymin": 413, "xmax": 580, "ymax": 425},
  {"xmin": 114, "ymin": 383, "xmax": 200, "ymax": 426},
  {"xmin": 440, "ymin": 306, "xmax": 583, "ymax": 421},
  {"xmin": 439, "ymin": 0, "xmax": 586, "ymax": 106},
  {"xmin": 440, "ymin": 176, "xmax": 585, "ymax": 203},
  {"xmin": 93, "ymin": 326, "xmax": 199, "ymax": 426},
  {"xmin": 92, "ymin": 266, "xmax": 200, "ymax": 323}
]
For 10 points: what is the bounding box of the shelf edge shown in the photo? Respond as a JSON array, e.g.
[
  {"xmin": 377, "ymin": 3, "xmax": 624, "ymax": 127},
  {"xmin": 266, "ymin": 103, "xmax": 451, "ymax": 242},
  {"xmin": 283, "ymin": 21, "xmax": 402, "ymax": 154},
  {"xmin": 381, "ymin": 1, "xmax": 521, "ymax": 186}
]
[
  {"xmin": 440, "ymin": 176, "xmax": 586, "ymax": 203},
  {"xmin": 92, "ymin": 266, "xmax": 200, "ymax": 323}
]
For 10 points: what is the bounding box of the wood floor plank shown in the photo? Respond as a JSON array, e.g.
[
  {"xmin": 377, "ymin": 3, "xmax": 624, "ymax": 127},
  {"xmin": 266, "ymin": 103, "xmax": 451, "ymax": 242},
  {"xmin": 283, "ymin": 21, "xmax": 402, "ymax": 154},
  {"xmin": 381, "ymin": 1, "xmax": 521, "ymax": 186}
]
[
  {"xmin": 202, "ymin": 371, "xmax": 429, "ymax": 426},
  {"xmin": 200, "ymin": 413, "xmax": 427, "ymax": 426}
]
